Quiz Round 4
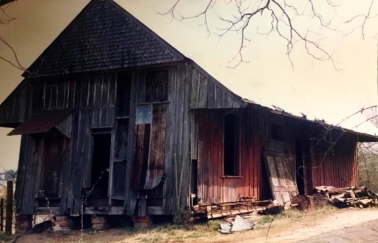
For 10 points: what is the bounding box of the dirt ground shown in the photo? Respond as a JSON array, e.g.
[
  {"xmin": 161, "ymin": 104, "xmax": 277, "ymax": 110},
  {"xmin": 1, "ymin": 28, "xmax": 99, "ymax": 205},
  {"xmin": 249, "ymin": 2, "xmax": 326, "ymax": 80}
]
[
  {"xmin": 11, "ymin": 207, "xmax": 378, "ymax": 243},
  {"xmin": 248, "ymin": 208, "xmax": 378, "ymax": 243}
]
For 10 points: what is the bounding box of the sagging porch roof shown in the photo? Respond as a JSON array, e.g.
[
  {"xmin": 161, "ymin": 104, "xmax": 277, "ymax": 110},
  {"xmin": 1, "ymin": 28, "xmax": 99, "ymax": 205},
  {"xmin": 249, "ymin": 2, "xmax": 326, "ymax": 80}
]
[
  {"xmin": 243, "ymin": 100, "xmax": 378, "ymax": 143},
  {"xmin": 8, "ymin": 109, "xmax": 72, "ymax": 136}
]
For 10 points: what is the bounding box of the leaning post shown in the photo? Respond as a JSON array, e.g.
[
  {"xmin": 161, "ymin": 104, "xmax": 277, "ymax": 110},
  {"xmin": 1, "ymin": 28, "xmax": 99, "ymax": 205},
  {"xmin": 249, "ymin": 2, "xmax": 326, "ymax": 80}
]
[{"xmin": 6, "ymin": 181, "xmax": 13, "ymax": 234}]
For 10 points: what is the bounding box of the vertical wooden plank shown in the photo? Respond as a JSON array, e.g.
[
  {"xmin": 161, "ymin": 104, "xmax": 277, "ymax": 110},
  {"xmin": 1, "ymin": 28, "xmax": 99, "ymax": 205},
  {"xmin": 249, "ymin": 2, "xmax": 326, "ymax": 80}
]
[
  {"xmin": 173, "ymin": 63, "xmax": 185, "ymax": 213},
  {"xmin": 162, "ymin": 66, "xmax": 176, "ymax": 214},
  {"xmin": 14, "ymin": 136, "xmax": 28, "ymax": 213},
  {"xmin": 206, "ymin": 80, "xmax": 215, "ymax": 109},
  {"xmin": 215, "ymin": 86, "xmax": 224, "ymax": 109},
  {"xmin": 190, "ymin": 111, "xmax": 198, "ymax": 160},
  {"xmin": 108, "ymin": 73, "xmax": 116, "ymax": 106},
  {"xmin": 125, "ymin": 71, "xmax": 138, "ymax": 215},
  {"xmin": 197, "ymin": 74, "xmax": 207, "ymax": 108},
  {"xmin": 180, "ymin": 64, "xmax": 192, "ymax": 208},
  {"xmin": 132, "ymin": 124, "xmax": 150, "ymax": 190},
  {"xmin": 137, "ymin": 70, "xmax": 146, "ymax": 104},
  {"xmin": 190, "ymin": 68, "xmax": 199, "ymax": 108},
  {"xmin": 94, "ymin": 75, "xmax": 103, "ymax": 106},
  {"xmin": 102, "ymin": 74, "xmax": 110, "ymax": 106},
  {"xmin": 145, "ymin": 104, "xmax": 168, "ymax": 189}
]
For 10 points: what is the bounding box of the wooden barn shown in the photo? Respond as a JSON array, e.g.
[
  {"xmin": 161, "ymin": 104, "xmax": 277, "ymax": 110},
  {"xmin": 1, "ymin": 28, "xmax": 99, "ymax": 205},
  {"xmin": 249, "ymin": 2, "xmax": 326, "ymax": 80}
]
[{"xmin": 0, "ymin": 0, "xmax": 376, "ymax": 229}]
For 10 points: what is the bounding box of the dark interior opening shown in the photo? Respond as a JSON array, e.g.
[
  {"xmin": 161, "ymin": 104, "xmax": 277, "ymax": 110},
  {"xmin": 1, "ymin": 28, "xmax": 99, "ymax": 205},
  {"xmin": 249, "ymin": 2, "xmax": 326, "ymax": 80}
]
[
  {"xmin": 145, "ymin": 69, "xmax": 168, "ymax": 102},
  {"xmin": 190, "ymin": 160, "xmax": 198, "ymax": 205},
  {"xmin": 224, "ymin": 114, "xmax": 239, "ymax": 176},
  {"xmin": 91, "ymin": 133, "xmax": 111, "ymax": 198},
  {"xmin": 295, "ymin": 140, "xmax": 305, "ymax": 194},
  {"xmin": 271, "ymin": 124, "xmax": 284, "ymax": 141}
]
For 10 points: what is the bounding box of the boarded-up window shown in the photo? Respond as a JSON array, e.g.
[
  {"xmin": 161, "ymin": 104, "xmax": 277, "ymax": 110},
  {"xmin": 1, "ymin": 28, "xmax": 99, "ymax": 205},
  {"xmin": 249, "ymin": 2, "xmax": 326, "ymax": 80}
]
[
  {"xmin": 145, "ymin": 69, "xmax": 168, "ymax": 102},
  {"xmin": 224, "ymin": 114, "xmax": 240, "ymax": 176}
]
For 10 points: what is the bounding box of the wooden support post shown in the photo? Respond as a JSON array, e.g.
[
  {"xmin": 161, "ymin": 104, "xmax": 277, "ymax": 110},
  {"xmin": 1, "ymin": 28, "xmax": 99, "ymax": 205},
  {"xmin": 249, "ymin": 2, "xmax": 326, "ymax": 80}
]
[
  {"xmin": 0, "ymin": 198, "xmax": 3, "ymax": 231},
  {"xmin": 6, "ymin": 181, "xmax": 13, "ymax": 234}
]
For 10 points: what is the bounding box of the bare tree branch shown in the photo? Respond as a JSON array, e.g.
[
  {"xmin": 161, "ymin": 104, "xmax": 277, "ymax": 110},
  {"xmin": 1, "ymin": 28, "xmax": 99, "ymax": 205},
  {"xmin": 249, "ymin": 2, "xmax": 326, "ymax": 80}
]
[
  {"xmin": 0, "ymin": 0, "xmax": 16, "ymax": 7},
  {"xmin": 344, "ymin": 0, "xmax": 377, "ymax": 39},
  {"xmin": 161, "ymin": 0, "xmax": 377, "ymax": 68},
  {"xmin": 0, "ymin": 35, "xmax": 26, "ymax": 71}
]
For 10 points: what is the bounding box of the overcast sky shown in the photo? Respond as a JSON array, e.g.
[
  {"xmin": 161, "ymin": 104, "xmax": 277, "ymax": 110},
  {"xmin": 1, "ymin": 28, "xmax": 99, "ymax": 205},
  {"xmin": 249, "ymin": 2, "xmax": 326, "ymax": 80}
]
[{"xmin": 0, "ymin": 0, "xmax": 377, "ymax": 171}]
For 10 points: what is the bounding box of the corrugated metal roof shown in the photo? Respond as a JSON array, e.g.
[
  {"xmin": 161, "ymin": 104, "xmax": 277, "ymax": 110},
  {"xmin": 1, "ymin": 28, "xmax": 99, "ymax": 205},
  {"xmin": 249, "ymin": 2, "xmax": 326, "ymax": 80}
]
[{"xmin": 8, "ymin": 109, "xmax": 72, "ymax": 136}]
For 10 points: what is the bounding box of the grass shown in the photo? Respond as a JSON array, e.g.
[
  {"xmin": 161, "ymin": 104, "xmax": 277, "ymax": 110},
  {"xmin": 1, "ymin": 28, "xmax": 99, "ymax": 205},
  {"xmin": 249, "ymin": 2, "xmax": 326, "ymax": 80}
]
[
  {"xmin": 0, "ymin": 232, "xmax": 15, "ymax": 242},
  {"xmin": 15, "ymin": 205, "xmax": 347, "ymax": 243}
]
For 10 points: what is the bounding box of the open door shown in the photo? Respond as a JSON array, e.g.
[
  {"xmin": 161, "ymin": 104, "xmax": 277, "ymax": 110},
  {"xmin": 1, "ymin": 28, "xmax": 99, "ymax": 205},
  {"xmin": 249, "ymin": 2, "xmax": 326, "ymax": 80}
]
[
  {"xmin": 263, "ymin": 151, "xmax": 298, "ymax": 208},
  {"xmin": 87, "ymin": 132, "xmax": 111, "ymax": 207}
]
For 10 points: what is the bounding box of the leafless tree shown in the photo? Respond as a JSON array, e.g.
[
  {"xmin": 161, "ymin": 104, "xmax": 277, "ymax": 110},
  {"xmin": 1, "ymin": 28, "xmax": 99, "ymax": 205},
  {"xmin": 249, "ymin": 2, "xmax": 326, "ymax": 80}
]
[
  {"xmin": 0, "ymin": 0, "xmax": 26, "ymax": 72},
  {"xmin": 161, "ymin": 0, "xmax": 378, "ymax": 68},
  {"xmin": 0, "ymin": 0, "xmax": 16, "ymax": 7}
]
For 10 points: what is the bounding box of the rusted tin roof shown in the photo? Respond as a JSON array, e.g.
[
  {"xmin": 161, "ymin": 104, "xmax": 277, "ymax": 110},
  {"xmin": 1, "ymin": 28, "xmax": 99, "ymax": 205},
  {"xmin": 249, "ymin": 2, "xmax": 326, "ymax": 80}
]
[
  {"xmin": 243, "ymin": 102, "xmax": 378, "ymax": 143},
  {"xmin": 8, "ymin": 109, "xmax": 72, "ymax": 136}
]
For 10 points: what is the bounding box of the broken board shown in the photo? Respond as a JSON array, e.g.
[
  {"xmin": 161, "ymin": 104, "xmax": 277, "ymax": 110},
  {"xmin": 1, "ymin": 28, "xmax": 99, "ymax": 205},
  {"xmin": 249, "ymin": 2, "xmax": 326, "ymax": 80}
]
[{"xmin": 263, "ymin": 151, "xmax": 298, "ymax": 209}]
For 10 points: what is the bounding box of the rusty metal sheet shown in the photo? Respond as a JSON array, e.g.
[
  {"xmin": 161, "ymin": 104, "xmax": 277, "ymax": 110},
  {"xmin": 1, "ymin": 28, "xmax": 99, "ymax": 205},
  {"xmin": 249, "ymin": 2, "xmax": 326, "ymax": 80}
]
[
  {"xmin": 132, "ymin": 104, "xmax": 168, "ymax": 190},
  {"xmin": 144, "ymin": 104, "xmax": 168, "ymax": 189},
  {"xmin": 132, "ymin": 124, "xmax": 150, "ymax": 190},
  {"xmin": 8, "ymin": 109, "xmax": 72, "ymax": 136}
]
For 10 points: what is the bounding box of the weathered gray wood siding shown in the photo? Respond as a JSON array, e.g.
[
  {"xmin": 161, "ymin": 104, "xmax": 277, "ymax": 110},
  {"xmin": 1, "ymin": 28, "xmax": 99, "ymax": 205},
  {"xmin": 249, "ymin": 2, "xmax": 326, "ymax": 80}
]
[
  {"xmin": 190, "ymin": 64, "xmax": 245, "ymax": 109},
  {"xmin": 0, "ymin": 80, "xmax": 44, "ymax": 126},
  {"xmin": 14, "ymin": 73, "xmax": 117, "ymax": 215},
  {"xmin": 12, "ymin": 61, "xmax": 248, "ymax": 216}
]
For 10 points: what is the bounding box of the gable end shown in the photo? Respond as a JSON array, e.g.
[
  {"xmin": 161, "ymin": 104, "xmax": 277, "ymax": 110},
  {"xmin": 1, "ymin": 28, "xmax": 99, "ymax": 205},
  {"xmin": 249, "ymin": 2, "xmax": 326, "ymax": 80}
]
[{"xmin": 26, "ymin": 0, "xmax": 185, "ymax": 77}]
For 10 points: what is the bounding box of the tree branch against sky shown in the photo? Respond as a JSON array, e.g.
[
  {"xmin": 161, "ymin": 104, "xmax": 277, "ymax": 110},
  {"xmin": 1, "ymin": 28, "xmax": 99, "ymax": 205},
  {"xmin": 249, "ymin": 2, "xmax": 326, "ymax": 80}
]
[
  {"xmin": 0, "ymin": 0, "xmax": 26, "ymax": 72},
  {"xmin": 0, "ymin": 0, "xmax": 15, "ymax": 7},
  {"xmin": 161, "ymin": 0, "xmax": 378, "ymax": 68}
]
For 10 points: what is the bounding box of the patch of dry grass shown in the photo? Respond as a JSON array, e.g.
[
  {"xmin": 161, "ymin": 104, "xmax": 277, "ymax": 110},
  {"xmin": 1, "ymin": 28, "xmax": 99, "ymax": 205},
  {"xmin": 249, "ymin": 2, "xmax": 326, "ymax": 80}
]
[{"xmin": 15, "ymin": 206, "xmax": 346, "ymax": 243}]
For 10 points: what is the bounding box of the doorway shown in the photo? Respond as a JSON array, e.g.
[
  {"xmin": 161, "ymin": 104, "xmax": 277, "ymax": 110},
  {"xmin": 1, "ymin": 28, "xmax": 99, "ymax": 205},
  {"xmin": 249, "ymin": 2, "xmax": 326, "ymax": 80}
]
[
  {"xmin": 295, "ymin": 140, "xmax": 305, "ymax": 194},
  {"xmin": 42, "ymin": 135, "xmax": 68, "ymax": 198},
  {"xmin": 90, "ymin": 133, "xmax": 111, "ymax": 198}
]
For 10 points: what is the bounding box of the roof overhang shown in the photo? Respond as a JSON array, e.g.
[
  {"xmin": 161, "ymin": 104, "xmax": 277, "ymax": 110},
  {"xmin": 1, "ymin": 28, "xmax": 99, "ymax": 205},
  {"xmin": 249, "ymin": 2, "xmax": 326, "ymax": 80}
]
[
  {"xmin": 246, "ymin": 103, "xmax": 378, "ymax": 143},
  {"xmin": 8, "ymin": 109, "xmax": 72, "ymax": 136}
]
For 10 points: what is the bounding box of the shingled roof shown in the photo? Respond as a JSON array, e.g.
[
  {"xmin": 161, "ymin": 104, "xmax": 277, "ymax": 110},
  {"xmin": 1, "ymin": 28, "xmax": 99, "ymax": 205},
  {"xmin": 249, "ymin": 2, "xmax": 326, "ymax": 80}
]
[{"xmin": 25, "ymin": 0, "xmax": 185, "ymax": 77}]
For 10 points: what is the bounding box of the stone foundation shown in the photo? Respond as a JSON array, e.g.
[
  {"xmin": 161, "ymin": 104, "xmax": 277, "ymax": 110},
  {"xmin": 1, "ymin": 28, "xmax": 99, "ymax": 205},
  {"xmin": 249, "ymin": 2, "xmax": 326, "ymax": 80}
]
[
  {"xmin": 91, "ymin": 215, "xmax": 109, "ymax": 231},
  {"xmin": 132, "ymin": 216, "xmax": 150, "ymax": 229},
  {"xmin": 54, "ymin": 215, "xmax": 72, "ymax": 228}
]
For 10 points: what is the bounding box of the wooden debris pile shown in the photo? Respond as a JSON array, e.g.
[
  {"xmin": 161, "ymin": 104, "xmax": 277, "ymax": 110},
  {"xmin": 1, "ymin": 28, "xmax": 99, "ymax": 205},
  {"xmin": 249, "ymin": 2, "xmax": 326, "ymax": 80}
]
[
  {"xmin": 291, "ymin": 186, "xmax": 378, "ymax": 211},
  {"xmin": 191, "ymin": 197, "xmax": 282, "ymax": 219},
  {"xmin": 314, "ymin": 186, "xmax": 378, "ymax": 209}
]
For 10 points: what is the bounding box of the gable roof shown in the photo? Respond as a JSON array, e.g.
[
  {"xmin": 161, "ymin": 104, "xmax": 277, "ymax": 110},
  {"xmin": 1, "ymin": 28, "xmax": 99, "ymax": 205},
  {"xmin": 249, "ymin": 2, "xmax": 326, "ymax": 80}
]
[{"xmin": 25, "ymin": 0, "xmax": 185, "ymax": 77}]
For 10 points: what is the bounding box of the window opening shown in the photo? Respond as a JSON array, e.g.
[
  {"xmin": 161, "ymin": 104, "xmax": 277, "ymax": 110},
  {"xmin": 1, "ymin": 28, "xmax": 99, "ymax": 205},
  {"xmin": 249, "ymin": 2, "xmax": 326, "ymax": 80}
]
[
  {"xmin": 145, "ymin": 69, "xmax": 168, "ymax": 102},
  {"xmin": 271, "ymin": 124, "xmax": 284, "ymax": 141},
  {"xmin": 224, "ymin": 114, "xmax": 240, "ymax": 176}
]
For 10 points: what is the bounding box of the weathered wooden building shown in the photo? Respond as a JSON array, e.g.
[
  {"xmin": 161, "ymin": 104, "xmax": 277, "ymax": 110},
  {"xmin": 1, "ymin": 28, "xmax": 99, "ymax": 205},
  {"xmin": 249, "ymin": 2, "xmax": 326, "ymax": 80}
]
[{"xmin": 0, "ymin": 0, "xmax": 376, "ymax": 227}]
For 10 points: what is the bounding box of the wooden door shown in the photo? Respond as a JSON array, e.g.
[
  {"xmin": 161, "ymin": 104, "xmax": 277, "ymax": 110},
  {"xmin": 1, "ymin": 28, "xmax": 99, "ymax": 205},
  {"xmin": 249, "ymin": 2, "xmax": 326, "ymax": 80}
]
[
  {"xmin": 263, "ymin": 151, "xmax": 298, "ymax": 208},
  {"xmin": 42, "ymin": 135, "xmax": 68, "ymax": 198}
]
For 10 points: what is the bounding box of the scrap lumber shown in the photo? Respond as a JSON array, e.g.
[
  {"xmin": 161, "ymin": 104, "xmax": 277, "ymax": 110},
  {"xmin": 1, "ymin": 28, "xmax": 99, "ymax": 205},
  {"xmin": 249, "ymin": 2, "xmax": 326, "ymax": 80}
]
[
  {"xmin": 191, "ymin": 198, "xmax": 275, "ymax": 219},
  {"xmin": 291, "ymin": 186, "xmax": 378, "ymax": 210},
  {"xmin": 314, "ymin": 186, "xmax": 378, "ymax": 209}
]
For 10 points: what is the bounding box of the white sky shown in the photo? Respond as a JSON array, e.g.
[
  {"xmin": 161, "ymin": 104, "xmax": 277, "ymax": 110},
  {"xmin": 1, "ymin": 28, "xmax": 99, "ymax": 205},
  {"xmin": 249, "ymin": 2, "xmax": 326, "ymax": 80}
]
[{"xmin": 0, "ymin": 0, "xmax": 377, "ymax": 171}]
